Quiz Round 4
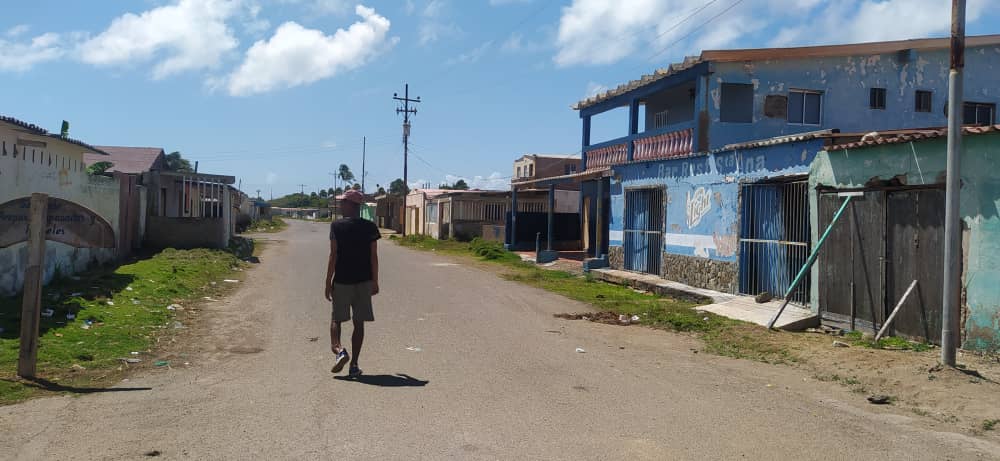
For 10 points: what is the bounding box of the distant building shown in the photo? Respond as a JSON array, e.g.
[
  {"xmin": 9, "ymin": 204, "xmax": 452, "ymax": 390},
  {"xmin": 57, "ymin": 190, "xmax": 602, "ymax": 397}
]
[{"xmin": 512, "ymin": 154, "xmax": 580, "ymax": 187}]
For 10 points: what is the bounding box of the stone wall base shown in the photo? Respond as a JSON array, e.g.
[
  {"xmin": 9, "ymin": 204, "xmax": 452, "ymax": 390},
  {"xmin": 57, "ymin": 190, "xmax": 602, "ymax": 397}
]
[
  {"xmin": 608, "ymin": 246, "xmax": 624, "ymax": 270},
  {"xmin": 661, "ymin": 252, "xmax": 737, "ymax": 294}
]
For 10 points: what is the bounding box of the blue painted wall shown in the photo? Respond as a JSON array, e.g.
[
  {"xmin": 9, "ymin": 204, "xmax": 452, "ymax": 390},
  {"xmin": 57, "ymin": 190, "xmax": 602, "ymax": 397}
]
[
  {"xmin": 608, "ymin": 139, "xmax": 825, "ymax": 261},
  {"xmin": 705, "ymin": 45, "xmax": 1000, "ymax": 149}
]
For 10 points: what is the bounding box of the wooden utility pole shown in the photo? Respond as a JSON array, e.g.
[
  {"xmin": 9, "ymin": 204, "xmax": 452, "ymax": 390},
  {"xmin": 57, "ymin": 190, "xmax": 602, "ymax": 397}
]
[{"xmin": 18, "ymin": 193, "xmax": 48, "ymax": 378}]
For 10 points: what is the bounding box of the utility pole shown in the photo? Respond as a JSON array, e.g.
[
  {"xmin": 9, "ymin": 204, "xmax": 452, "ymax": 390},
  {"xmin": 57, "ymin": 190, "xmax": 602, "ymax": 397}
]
[
  {"xmin": 394, "ymin": 83, "xmax": 420, "ymax": 235},
  {"xmin": 329, "ymin": 172, "xmax": 337, "ymax": 194},
  {"xmin": 942, "ymin": 0, "xmax": 965, "ymax": 367},
  {"xmin": 298, "ymin": 184, "xmax": 307, "ymax": 195},
  {"xmin": 256, "ymin": 189, "xmax": 261, "ymax": 199},
  {"xmin": 361, "ymin": 136, "xmax": 367, "ymax": 194}
]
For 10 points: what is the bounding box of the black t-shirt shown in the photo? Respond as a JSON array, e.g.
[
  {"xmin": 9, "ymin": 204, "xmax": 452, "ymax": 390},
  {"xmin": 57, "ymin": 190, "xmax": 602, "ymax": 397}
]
[{"xmin": 330, "ymin": 217, "xmax": 381, "ymax": 284}]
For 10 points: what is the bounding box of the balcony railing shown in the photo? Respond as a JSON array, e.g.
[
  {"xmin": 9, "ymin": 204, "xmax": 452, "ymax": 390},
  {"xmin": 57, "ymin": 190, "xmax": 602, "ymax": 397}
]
[
  {"xmin": 633, "ymin": 127, "xmax": 693, "ymax": 161},
  {"xmin": 585, "ymin": 142, "xmax": 628, "ymax": 170},
  {"xmin": 584, "ymin": 122, "xmax": 695, "ymax": 170}
]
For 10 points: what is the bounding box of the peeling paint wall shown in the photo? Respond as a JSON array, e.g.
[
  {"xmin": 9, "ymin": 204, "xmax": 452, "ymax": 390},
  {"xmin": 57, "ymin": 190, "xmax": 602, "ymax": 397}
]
[
  {"xmin": 0, "ymin": 124, "xmax": 121, "ymax": 295},
  {"xmin": 706, "ymin": 45, "xmax": 1000, "ymax": 149},
  {"xmin": 809, "ymin": 132, "xmax": 1000, "ymax": 351},
  {"xmin": 609, "ymin": 139, "xmax": 824, "ymax": 290}
]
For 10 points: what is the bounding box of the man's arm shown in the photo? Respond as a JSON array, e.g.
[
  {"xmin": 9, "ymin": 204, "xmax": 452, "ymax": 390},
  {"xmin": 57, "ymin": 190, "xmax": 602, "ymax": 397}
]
[
  {"xmin": 370, "ymin": 240, "xmax": 379, "ymax": 296},
  {"xmin": 325, "ymin": 240, "xmax": 337, "ymax": 301}
]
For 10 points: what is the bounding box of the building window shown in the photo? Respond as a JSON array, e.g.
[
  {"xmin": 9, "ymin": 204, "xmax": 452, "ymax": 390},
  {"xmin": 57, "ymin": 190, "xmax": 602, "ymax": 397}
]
[
  {"xmin": 516, "ymin": 166, "xmax": 522, "ymax": 178},
  {"xmin": 869, "ymin": 87, "xmax": 887, "ymax": 110},
  {"xmin": 564, "ymin": 163, "xmax": 578, "ymax": 175},
  {"xmin": 528, "ymin": 164, "xmax": 534, "ymax": 177},
  {"xmin": 720, "ymin": 83, "xmax": 754, "ymax": 123},
  {"xmin": 652, "ymin": 110, "xmax": 670, "ymax": 129},
  {"xmin": 915, "ymin": 90, "xmax": 933, "ymax": 112},
  {"xmin": 788, "ymin": 90, "xmax": 822, "ymax": 125},
  {"xmin": 964, "ymin": 102, "xmax": 996, "ymax": 126}
]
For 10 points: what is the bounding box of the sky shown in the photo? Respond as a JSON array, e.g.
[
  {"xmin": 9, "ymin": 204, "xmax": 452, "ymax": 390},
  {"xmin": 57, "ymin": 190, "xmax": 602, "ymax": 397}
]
[{"xmin": 2, "ymin": 0, "xmax": 998, "ymax": 198}]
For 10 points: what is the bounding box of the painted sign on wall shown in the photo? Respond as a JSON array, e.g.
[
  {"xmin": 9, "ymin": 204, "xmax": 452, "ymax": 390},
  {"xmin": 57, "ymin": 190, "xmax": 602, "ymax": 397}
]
[
  {"xmin": 0, "ymin": 197, "xmax": 115, "ymax": 248},
  {"xmin": 686, "ymin": 187, "xmax": 712, "ymax": 228}
]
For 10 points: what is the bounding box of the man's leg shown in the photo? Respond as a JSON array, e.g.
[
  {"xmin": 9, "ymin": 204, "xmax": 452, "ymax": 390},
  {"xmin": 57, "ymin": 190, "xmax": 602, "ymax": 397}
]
[
  {"xmin": 331, "ymin": 320, "xmax": 343, "ymax": 353},
  {"xmin": 350, "ymin": 319, "xmax": 364, "ymax": 367}
]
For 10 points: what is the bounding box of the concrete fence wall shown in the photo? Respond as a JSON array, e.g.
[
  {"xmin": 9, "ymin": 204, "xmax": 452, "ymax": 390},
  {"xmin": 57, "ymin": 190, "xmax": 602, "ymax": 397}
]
[{"xmin": 144, "ymin": 216, "xmax": 228, "ymax": 249}]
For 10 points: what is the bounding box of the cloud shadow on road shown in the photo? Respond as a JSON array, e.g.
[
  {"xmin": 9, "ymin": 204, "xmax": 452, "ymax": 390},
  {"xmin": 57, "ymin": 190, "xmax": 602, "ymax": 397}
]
[
  {"xmin": 4, "ymin": 377, "xmax": 153, "ymax": 394},
  {"xmin": 334, "ymin": 373, "xmax": 428, "ymax": 387}
]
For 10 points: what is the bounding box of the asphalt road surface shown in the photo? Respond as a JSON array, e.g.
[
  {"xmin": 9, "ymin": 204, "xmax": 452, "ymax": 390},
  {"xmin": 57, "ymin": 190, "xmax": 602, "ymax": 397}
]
[{"xmin": 2, "ymin": 219, "xmax": 998, "ymax": 460}]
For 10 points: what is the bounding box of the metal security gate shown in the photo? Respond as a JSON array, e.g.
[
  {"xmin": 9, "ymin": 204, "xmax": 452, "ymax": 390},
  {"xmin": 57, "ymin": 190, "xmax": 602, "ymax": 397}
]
[
  {"xmin": 738, "ymin": 180, "xmax": 811, "ymax": 305},
  {"xmin": 623, "ymin": 188, "xmax": 664, "ymax": 275}
]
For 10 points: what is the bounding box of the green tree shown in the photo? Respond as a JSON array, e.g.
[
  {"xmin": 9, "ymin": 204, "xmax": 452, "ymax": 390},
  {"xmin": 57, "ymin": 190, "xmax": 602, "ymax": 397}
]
[
  {"xmin": 352, "ymin": 183, "xmax": 361, "ymax": 191},
  {"xmin": 377, "ymin": 186, "xmax": 387, "ymax": 195},
  {"xmin": 338, "ymin": 164, "xmax": 355, "ymax": 185},
  {"xmin": 389, "ymin": 178, "xmax": 408, "ymax": 196},
  {"xmin": 319, "ymin": 189, "xmax": 328, "ymax": 198},
  {"xmin": 165, "ymin": 151, "xmax": 194, "ymax": 172},
  {"xmin": 439, "ymin": 179, "xmax": 470, "ymax": 190},
  {"xmin": 327, "ymin": 187, "xmax": 335, "ymax": 196},
  {"xmin": 86, "ymin": 161, "xmax": 113, "ymax": 176}
]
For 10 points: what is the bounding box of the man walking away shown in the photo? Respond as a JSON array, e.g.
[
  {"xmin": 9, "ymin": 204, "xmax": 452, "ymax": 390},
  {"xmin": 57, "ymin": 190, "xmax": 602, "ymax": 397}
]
[{"xmin": 324, "ymin": 190, "xmax": 380, "ymax": 377}]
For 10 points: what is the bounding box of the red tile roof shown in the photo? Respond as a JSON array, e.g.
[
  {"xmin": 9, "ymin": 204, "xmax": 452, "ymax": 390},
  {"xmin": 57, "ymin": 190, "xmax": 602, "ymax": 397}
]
[
  {"xmin": 85, "ymin": 146, "xmax": 165, "ymax": 173},
  {"xmin": 827, "ymin": 125, "xmax": 1000, "ymax": 151}
]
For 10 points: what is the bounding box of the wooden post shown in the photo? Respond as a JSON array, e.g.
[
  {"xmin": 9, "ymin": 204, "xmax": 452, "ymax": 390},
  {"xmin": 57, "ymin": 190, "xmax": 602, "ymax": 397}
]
[{"xmin": 18, "ymin": 193, "xmax": 48, "ymax": 378}]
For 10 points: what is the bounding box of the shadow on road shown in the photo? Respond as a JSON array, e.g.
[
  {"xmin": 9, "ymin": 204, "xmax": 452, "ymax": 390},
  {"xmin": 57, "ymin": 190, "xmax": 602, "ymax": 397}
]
[
  {"xmin": 334, "ymin": 373, "xmax": 428, "ymax": 387},
  {"xmin": 4, "ymin": 378, "xmax": 153, "ymax": 394}
]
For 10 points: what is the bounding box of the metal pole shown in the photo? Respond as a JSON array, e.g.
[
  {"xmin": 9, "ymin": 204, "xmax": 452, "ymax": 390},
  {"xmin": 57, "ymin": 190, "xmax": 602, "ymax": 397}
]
[
  {"xmin": 361, "ymin": 136, "xmax": 367, "ymax": 194},
  {"xmin": 547, "ymin": 183, "xmax": 555, "ymax": 251},
  {"xmin": 942, "ymin": 0, "xmax": 965, "ymax": 366},
  {"xmin": 877, "ymin": 279, "xmax": 919, "ymax": 341},
  {"xmin": 769, "ymin": 196, "xmax": 853, "ymax": 329},
  {"xmin": 596, "ymin": 177, "xmax": 604, "ymax": 258}
]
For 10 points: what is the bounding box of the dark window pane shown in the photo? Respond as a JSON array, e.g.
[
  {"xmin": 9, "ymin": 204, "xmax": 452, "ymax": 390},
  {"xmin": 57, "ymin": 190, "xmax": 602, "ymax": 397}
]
[
  {"xmin": 915, "ymin": 91, "xmax": 932, "ymax": 112},
  {"xmin": 870, "ymin": 87, "xmax": 886, "ymax": 109},
  {"xmin": 804, "ymin": 92, "xmax": 822, "ymax": 124},
  {"xmin": 720, "ymin": 83, "xmax": 754, "ymax": 123},
  {"xmin": 787, "ymin": 91, "xmax": 804, "ymax": 123},
  {"xmin": 963, "ymin": 103, "xmax": 977, "ymax": 124},
  {"xmin": 977, "ymin": 105, "xmax": 994, "ymax": 125}
]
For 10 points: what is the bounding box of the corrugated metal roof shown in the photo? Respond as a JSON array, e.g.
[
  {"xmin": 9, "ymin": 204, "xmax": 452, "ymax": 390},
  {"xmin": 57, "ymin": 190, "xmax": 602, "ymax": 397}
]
[
  {"xmin": 0, "ymin": 114, "xmax": 110, "ymax": 155},
  {"xmin": 715, "ymin": 129, "xmax": 835, "ymax": 152},
  {"xmin": 85, "ymin": 146, "xmax": 165, "ymax": 173},
  {"xmin": 827, "ymin": 125, "xmax": 1000, "ymax": 151},
  {"xmin": 573, "ymin": 35, "xmax": 1000, "ymax": 112},
  {"xmin": 572, "ymin": 56, "xmax": 701, "ymax": 111}
]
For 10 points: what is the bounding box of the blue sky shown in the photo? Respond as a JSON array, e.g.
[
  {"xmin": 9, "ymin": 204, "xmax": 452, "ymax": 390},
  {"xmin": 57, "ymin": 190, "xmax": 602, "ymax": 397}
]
[{"xmin": 2, "ymin": 0, "xmax": 997, "ymax": 197}]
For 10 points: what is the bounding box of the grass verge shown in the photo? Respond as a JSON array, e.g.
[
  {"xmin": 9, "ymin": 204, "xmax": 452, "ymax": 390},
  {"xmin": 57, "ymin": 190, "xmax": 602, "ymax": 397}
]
[
  {"xmin": 0, "ymin": 248, "xmax": 243, "ymax": 404},
  {"xmin": 395, "ymin": 235, "xmax": 796, "ymax": 364},
  {"xmin": 843, "ymin": 330, "xmax": 932, "ymax": 352},
  {"xmin": 246, "ymin": 216, "xmax": 287, "ymax": 233}
]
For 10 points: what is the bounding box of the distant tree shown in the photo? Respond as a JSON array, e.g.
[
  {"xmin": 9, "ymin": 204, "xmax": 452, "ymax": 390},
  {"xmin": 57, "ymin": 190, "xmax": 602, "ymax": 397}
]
[
  {"xmin": 319, "ymin": 189, "xmax": 328, "ymax": 198},
  {"xmin": 338, "ymin": 164, "xmax": 355, "ymax": 185},
  {"xmin": 334, "ymin": 187, "xmax": 344, "ymax": 196},
  {"xmin": 165, "ymin": 151, "xmax": 194, "ymax": 172},
  {"xmin": 60, "ymin": 120, "xmax": 70, "ymax": 138},
  {"xmin": 439, "ymin": 179, "xmax": 470, "ymax": 190},
  {"xmin": 327, "ymin": 187, "xmax": 335, "ymax": 196},
  {"xmin": 352, "ymin": 183, "xmax": 361, "ymax": 191},
  {"xmin": 86, "ymin": 161, "xmax": 114, "ymax": 176},
  {"xmin": 377, "ymin": 186, "xmax": 387, "ymax": 195},
  {"xmin": 389, "ymin": 178, "xmax": 408, "ymax": 196},
  {"xmin": 310, "ymin": 192, "xmax": 318, "ymax": 198}
]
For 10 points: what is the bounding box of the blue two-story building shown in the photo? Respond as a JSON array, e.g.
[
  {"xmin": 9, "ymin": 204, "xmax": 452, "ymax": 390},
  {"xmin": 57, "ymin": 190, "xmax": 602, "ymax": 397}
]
[{"xmin": 577, "ymin": 35, "xmax": 1000, "ymax": 306}]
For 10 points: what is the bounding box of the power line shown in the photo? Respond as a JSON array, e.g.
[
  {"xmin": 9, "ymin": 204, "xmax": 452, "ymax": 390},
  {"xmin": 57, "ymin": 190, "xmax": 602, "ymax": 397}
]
[{"xmin": 644, "ymin": 0, "xmax": 746, "ymax": 63}]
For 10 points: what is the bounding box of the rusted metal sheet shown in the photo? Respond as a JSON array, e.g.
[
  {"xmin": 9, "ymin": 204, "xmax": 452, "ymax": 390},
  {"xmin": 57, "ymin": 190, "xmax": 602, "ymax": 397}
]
[{"xmin": 0, "ymin": 197, "xmax": 116, "ymax": 249}]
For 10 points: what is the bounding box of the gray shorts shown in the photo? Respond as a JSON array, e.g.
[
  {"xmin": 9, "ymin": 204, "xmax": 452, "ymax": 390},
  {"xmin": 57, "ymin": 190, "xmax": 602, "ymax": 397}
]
[{"xmin": 332, "ymin": 282, "xmax": 374, "ymax": 322}]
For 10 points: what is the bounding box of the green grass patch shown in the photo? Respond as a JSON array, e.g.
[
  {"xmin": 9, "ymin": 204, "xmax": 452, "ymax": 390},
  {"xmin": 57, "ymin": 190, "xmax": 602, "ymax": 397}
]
[
  {"xmin": 246, "ymin": 216, "xmax": 287, "ymax": 233},
  {"xmin": 843, "ymin": 331, "xmax": 932, "ymax": 352},
  {"xmin": 0, "ymin": 248, "xmax": 242, "ymax": 404},
  {"xmin": 983, "ymin": 419, "xmax": 1000, "ymax": 431},
  {"xmin": 394, "ymin": 235, "xmax": 797, "ymax": 364}
]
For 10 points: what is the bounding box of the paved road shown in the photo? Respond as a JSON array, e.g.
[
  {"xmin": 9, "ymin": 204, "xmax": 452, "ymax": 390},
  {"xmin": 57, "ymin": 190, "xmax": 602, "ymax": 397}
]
[{"xmin": 2, "ymin": 219, "xmax": 998, "ymax": 460}]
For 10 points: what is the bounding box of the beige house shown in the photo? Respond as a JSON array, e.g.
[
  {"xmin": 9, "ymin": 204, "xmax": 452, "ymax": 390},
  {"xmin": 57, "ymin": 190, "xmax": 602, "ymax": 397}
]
[{"xmin": 0, "ymin": 115, "xmax": 126, "ymax": 294}]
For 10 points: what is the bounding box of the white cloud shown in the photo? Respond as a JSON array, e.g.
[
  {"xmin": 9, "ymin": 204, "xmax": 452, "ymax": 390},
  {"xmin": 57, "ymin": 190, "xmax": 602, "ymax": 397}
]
[
  {"xmin": 584, "ymin": 81, "xmax": 607, "ymax": 98},
  {"xmin": 771, "ymin": 0, "xmax": 988, "ymax": 47},
  {"xmin": 553, "ymin": 0, "xmax": 989, "ymax": 67},
  {"xmin": 78, "ymin": 0, "xmax": 242, "ymax": 79},
  {"xmin": 444, "ymin": 172, "xmax": 509, "ymax": 191},
  {"xmin": 225, "ymin": 5, "xmax": 395, "ymax": 96},
  {"xmin": 6, "ymin": 24, "xmax": 30, "ymax": 38},
  {"xmin": 404, "ymin": 0, "xmax": 417, "ymax": 15},
  {"xmin": 273, "ymin": 0, "xmax": 350, "ymax": 15},
  {"xmin": 418, "ymin": 0, "xmax": 461, "ymax": 45},
  {"xmin": 0, "ymin": 32, "xmax": 65, "ymax": 72},
  {"xmin": 489, "ymin": 0, "xmax": 532, "ymax": 5},
  {"xmin": 447, "ymin": 40, "xmax": 492, "ymax": 65}
]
